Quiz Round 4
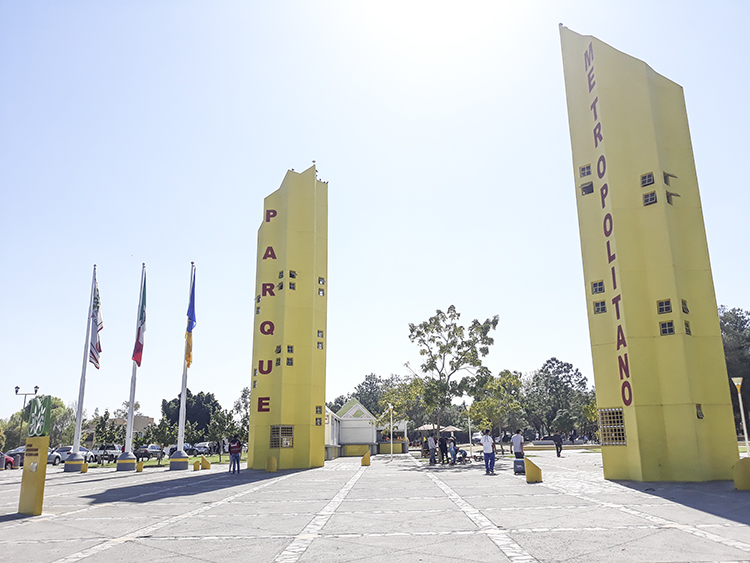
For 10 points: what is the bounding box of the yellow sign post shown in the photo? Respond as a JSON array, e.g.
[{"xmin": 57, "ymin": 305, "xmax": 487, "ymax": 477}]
[
  {"xmin": 18, "ymin": 436, "xmax": 50, "ymax": 516},
  {"xmin": 18, "ymin": 396, "xmax": 52, "ymax": 516}
]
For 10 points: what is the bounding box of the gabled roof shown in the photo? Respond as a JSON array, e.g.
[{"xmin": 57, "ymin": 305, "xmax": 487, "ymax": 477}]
[{"xmin": 336, "ymin": 398, "xmax": 375, "ymax": 420}]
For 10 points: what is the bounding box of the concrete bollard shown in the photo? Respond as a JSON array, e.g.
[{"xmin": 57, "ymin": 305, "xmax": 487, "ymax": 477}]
[
  {"xmin": 136, "ymin": 462, "xmax": 144, "ymax": 472},
  {"xmin": 266, "ymin": 456, "xmax": 277, "ymax": 472},
  {"xmin": 361, "ymin": 451, "xmax": 371, "ymax": 466},
  {"xmin": 193, "ymin": 461, "xmax": 201, "ymax": 471},
  {"xmin": 525, "ymin": 458, "xmax": 542, "ymax": 483},
  {"xmin": 81, "ymin": 463, "xmax": 89, "ymax": 473},
  {"xmin": 200, "ymin": 456, "xmax": 211, "ymax": 470},
  {"xmin": 733, "ymin": 457, "xmax": 750, "ymax": 490}
]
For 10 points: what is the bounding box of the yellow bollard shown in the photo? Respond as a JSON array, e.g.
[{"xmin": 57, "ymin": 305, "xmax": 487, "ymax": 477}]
[
  {"xmin": 81, "ymin": 463, "xmax": 88, "ymax": 474},
  {"xmin": 200, "ymin": 456, "xmax": 211, "ymax": 470},
  {"xmin": 193, "ymin": 461, "xmax": 200, "ymax": 471},
  {"xmin": 361, "ymin": 451, "xmax": 370, "ymax": 466},
  {"xmin": 266, "ymin": 456, "xmax": 277, "ymax": 473},
  {"xmin": 136, "ymin": 462, "xmax": 143, "ymax": 472},
  {"xmin": 733, "ymin": 457, "xmax": 750, "ymax": 490},
  {"xmin": 525, "ymin": 458, "xmax": 542, "ymax": 483}
]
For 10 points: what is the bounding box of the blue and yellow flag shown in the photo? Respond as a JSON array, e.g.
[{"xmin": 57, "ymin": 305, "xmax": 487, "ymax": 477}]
[{"xmin": 185, "ymin": 265, "xmax": 196, "ymax": 367}]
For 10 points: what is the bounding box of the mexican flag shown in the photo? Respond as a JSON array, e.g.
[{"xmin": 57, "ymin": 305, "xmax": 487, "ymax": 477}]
[{"xmin": 132, "ymin": 269, "xmax": 146, "ymax": 367}]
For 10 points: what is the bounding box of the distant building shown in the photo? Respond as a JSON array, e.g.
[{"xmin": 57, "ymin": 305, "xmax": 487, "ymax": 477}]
[{"xmin": 113, "ymin": 415, "xmax": 154, "ymax": 438}]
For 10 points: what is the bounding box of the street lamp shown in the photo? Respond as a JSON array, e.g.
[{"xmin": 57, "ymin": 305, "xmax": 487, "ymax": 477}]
[
  {"xmin": 732, "ymin": 377, "xmax": 749, "ymax": 458},
  {"xmin": 388, "ymin": 403, "xmax": 393, "ymax": 461},
  {"xmin": 15, "ymin": 385, "xmax": 39, "ymax": 446},
  {"xmin": 462, "ymin": 402, "xmax": 473, "ymax": 459}
]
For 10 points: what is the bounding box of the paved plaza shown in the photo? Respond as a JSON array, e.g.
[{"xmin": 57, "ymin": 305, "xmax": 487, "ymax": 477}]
[{"xmin": 1, "ymin": 450, "xmax": 750, "ymax": 562}]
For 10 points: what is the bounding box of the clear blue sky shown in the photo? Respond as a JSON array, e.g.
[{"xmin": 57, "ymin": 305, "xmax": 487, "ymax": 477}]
[{"xmin": 1, "ymin": 1, "xmax": 748, "ymax": 422}]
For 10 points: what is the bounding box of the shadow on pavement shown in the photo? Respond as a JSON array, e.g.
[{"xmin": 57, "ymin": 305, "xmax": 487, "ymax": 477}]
[
  {"xmin": 81, "ymin": 469, "xmax": 298, "ymax": 505},
  {"xmin": 618, "ymin": 480, "xmax": 750, "ymax": 526}
]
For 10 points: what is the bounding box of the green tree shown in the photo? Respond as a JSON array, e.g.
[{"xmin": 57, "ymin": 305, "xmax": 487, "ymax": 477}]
[
  {"xmin": 326, "ymin": 394, "xmax": 350, "ymax": 413},
  {"xmin": 233, "ymin": 387, "xmax": 252, "ymax": 437},
  {"xmin": 207, "ymin": 409, "xmax": 239, "ymax": 462},
  {"xmin": 718, "ymin": 306, "xmax": 750, "ymax": 430},
  {"xmin": 93, "ymin": 409, "xmax": 125, "ymax": 445},
  {"xmin": 161, "ymin": 389, "xmax": 222, "ymax": 438},
  {"xmin": 48, "ymin": 398, "xmax": 76, "ymax": 448},
  {"xmin": 377, "ymin": 375, "xmax": 426, "ymax": 435},
  {"xmin": 113, "ymin": 401, "xmax": 142, "ymax": 419},
  {"xmin": 350, "ymin": 374, "xmax": 399, "ymax": 418},
  {"xmin": 522, "ymin": 357, "xmax": 588, "ymax": 437},
  {"xmin": 407, "ymin": 305, "xmax": 498, "ymax": 433},
  {"xmin": 469, "ymin": 370, "xmax": 524, "ymax": 437},
  {"xmin": 144, "ymin": 417, "xmax": 177, "ymax": 465}
]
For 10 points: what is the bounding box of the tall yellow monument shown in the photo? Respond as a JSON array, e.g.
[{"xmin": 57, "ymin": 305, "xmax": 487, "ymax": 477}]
[
  {"xmin": 247, "ymin": 165, "xmax": 327, "ymax": 470},
  {"xmin": 560, "ymin": 27, "xmax": 738, "ymax": 481}
]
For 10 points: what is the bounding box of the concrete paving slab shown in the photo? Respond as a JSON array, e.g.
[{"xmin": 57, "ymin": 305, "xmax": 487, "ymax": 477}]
[{"xmin": 3, "ymin": 450, "xmax": 750, "ymax": 563}]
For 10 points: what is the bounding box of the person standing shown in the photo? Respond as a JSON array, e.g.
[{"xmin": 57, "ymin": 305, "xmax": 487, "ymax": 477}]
[
  {"xmin": 511, "ymin": 429, "xmax": 524, "ymax": 459},
  {"xmin": 480, "ymin": 429, "xmax": 496, "ymax": 475},
  {"xmin": 438, "ymin": 436, "xmax": 449, "ymax": 464},
  {"xmin": 228, "ymin": 436, "xmax": 242, "ymax": 473},
  {"xmin": 552, "ymin": 431, "xmax": 563, "ymax": 457},
  {"xmin": 427, "ymin": 433, "xmax": 437, "ymax": 465}
]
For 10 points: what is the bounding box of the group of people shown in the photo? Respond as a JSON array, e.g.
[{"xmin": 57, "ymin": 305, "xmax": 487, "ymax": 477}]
[
  {"xmin": 480, "ymin": 428, "xmax": 524, "ymax": 475},
  {"xmin": 425, "ymin": 434, "xmax": 469, "ymax": 466},
  {"xmin": 425, "ymin": 429, "xmax": 526, "ymax": 474}
]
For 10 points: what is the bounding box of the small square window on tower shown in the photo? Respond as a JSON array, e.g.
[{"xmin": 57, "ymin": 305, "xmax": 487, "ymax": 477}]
[
  {"xmin": 657, "ymin": 300, "xmax": 672, "ymax": 314},
  {"xmin": 682, "ymin": 300, "xmax": 690, "ymax": 314},
  {"xmin": 641, "ymin": 172, "xmax": 655, "ymax": 187},
  {"xmin": 315, "ymin": 418, "xmax": 322, "ymax": 426},
  {"xmin": 275, "ymin": 358, "xmax": 281, "ymax": 366},
  {"xmin": 289, "ymin": 282, "xmax": 296, "ymax": 290},
  {"xmin": 286, "ymin": 357, "xmax": 294, "ymax": 366},
  {"xmin": 318, "ymin": 289, "xmax": 325, "ymax": 297},
  {"xmin": 580, "ymin": 182, "xmax": 594, "ymax": 196},
  {"xmin": 317, "ymin": 330, "xmax": 324, "ymax": 338},
  {"xmin": 317, "ymin": 342, "xmax": 323, "ymax": 349},
  {"xmin": 275, "ymin": 345, "xmax": 281, "ymax": 354},
  {"xmin": 289, "ymin": 270, "xmax": 297, "ymax": 279},
  {"xmin": 685, "ymin": 321, "xmax": 692, "ymax": 335},
  {"xmin": 660, "ymin": 321, "xmax": 675, "ymax": 336},
  {"xmin": 256, "ymin": 307, "xmax": 260, "ymax": 315},
  {"xmin": 591, "ymin": 281, "xmax": 604, "ymax": 294},
  {"xmin": 594, "ymin": 301, "xmax": 607, "ymax": 314},
  {"xmin": 253, "ymin": 381, "xmax": 257, "ymax": 388},
  {"xmin": 287, "ymin": 345, "xmax": 293, "ymax": 354},
  {"xmin": 254, "ymin": 368, "xmax": 258, "ymax": 376},
  {"xmin": 643, "ymin": 192, "xmax": 657, "ymax": 206},
  {"xmin": 256, "ymin": 295, "xmax": 261, "ymax": 303},
  {"xmin": 277, "ymin": 282, "xmax": 283, "ymax": 290},
  {"xmin": 580, "ymin": 164, "xmax": 591, "ymax": 177},
  {"xmin": 278, "ymin": 271, "xmax": 284, "ymax": 279},
  {"xmin": 316, "ymin": 406, "xmax": 323, "ymax": 414},
  {"xmin": 318, "ymin": 277, "xmax": 326, "ymax": 285}
]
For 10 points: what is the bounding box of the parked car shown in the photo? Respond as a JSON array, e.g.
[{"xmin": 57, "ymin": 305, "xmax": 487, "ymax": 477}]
[
  {"xmin": 91, "ymin": 444, "xmax": 121, "ymax": 463},
  {"xmin": 471, "ymin": 432, "xmax": 482, "ymax": 444},
  {"xmin": 4, "ymin": 446, "xmax": 61, "ymax": 466},
  {"xmin": 134, "ymin": 444, "xmax": 164, "ymax": 462},
  {"xmin": 54, "ymin": 446, "xmax": 96, "ymax": 463},
  {"xmin": 194, "ymin": 442, "xmax": 212, "ymax": 455},
  {"xmin": 169, "ymin": 443, "xmax": 198, "ymax": 456},
  {"xmin": 47, "ymin": 448, "xmax": 62, "ymax": 466},
  {"xmin": 0, "ymin": 451, "xmax": 14, "ymax": 470},
  {"xmin": 5, "ymin": 446, "xmax": 25, "ymax": 467}
]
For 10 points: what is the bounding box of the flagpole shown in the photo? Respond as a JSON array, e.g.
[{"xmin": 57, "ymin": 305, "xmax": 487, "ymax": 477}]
[
  {"xmin": 125, "ymin": 265, "xmax": 145, "ymax": 454},
  {"xmin": 66, "ymin": 265, "xmax": 97, "ymax": 473},
  {"xmin": 171, "ymin": 262, "xmax": 195, "ymax": 471}
]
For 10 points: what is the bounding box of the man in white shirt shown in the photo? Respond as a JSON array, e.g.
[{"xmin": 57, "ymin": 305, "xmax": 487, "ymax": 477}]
[
  {"xmin": 480, "ymin": 429, "xmax": 496, "ymax": 475},
  {"xmin": 511, "ymin": 429, "xmax": 524, "ymax": 459},
  {"xmin": 427, "ymin": 434, "xmax": 437, "ymax": 465}
]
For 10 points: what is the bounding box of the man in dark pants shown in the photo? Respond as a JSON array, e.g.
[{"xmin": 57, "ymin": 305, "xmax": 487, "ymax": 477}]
[
  {"xmin": 438, "ymin": 436, "xmax": 448, "ymax": 464},
  {"xmin": 552, "ymin": 431, "xmax": 563, "ymax": 457}
]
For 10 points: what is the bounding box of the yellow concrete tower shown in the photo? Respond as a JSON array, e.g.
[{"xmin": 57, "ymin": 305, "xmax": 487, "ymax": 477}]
[
  {"xmin": 247, "ymin": 165, "xmax": 328, "ymax": 470},
  {"xmin": 560, "ymin": 27, "xmax": 738, "ymax": 481}
]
